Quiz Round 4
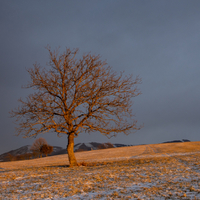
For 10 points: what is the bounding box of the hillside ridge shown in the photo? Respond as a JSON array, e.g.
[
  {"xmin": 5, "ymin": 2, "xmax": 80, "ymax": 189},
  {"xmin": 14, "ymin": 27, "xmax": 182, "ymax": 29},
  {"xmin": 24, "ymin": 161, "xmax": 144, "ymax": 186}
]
[
  {"xmin": 0, "ymin": 139, "xmax": 191, "ymax": 162},
  {"xmin": 0, "ymin": 142, "xmax": 131, "ymax": 162},
  {"xmin": 0, "ymin": 141, "xmax": 199, "ymax": 170}
]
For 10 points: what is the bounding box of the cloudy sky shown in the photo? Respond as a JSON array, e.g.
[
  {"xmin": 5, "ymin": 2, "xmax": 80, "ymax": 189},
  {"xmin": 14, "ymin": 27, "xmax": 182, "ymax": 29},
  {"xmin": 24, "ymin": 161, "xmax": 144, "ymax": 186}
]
[{"xmin": 1, "ymin": 0, "xmax": 200, "ymax": 154}]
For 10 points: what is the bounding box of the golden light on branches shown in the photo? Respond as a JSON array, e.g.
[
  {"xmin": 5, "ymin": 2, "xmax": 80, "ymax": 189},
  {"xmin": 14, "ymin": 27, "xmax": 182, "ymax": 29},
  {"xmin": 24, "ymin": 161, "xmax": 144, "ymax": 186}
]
[{"xmin": 10, "ymin": 46, "xmax": 142, "ymax": 166}]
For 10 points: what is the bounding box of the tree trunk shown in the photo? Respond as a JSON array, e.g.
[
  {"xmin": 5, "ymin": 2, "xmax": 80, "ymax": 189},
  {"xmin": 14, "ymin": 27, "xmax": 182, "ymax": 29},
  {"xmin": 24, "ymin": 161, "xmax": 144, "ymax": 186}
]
[{"xmin": 67, "ymin": 133, "xmax": 78, "ymax": 167}]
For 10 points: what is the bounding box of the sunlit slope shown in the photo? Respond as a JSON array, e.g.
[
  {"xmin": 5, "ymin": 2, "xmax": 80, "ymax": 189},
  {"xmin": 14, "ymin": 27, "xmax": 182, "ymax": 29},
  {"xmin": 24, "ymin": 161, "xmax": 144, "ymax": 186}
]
[
  {"xmin": 0, "ymin": 141, "xmax": 200, "ymax": 170},
  {"xmin": 149, "ymin": 141, "xmax": 200, "ymax": 154}
]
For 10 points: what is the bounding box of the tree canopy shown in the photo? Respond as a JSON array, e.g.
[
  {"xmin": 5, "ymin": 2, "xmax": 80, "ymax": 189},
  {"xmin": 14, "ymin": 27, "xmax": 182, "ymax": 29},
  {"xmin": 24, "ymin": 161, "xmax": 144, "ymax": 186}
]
[{"xmin": 11, "ymin": 46, "xmax": 142, "ymax": 166}]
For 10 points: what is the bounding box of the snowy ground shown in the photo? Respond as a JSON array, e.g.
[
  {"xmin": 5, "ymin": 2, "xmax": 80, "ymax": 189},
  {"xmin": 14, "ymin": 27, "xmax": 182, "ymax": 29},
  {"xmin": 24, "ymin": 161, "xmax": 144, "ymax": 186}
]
[{"xmin": 0, "ymin": 143, "xmax": 200, "ymax": 199}]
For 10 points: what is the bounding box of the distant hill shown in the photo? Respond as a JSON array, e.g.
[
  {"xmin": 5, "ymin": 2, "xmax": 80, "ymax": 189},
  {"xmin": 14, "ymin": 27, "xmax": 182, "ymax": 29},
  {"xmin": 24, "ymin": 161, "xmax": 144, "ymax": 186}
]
[
  {"xmin": 163, "ymin": 139, "xmax": 190, "ymax": 143},
  {"xmin": 0, "ymin": 145, "xmax": 64, "ymax": 162},
  {"xmin": 74, "ymin": 142, "xmax": 134, "ymax": 152},
  {"xmin": 1, "ymin": 141, "xmax": 199, "ymax": 171},
  {"xmin": 0, "ymin": 142, "xmax": 131, "ymax": 162},
  {"xmin": 0, "ymin": 139, "xmax": 190, "ymax": 162}
]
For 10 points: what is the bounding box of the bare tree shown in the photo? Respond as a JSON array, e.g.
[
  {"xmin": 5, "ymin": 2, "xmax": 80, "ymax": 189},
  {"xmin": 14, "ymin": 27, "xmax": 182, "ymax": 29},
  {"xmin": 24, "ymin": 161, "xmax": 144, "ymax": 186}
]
[
  {"xmin": 40, "ymin": 144, "xmax": 53, "ymax": 157},
  {"xmin": 30, "ymin": 137, "xmax": 48, "ymax": 157},
  {"xmin": 10, "ymin": 46, "xmax": 142, "ymax": 166}
]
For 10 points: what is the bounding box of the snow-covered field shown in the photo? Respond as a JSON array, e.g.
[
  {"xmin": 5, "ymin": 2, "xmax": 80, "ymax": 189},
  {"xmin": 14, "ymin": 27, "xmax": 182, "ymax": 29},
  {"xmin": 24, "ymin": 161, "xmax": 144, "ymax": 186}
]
[{"xmin": 0, "ymin": 142, "xmax": 200, "ymax": 199}]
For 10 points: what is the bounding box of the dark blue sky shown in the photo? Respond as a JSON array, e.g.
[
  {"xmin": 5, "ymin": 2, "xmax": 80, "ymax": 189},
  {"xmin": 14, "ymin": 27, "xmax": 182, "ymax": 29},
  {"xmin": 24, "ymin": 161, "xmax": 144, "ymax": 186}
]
[{"xmin": 1, "ymin": 0, "xmax": 200, "ymax": 154}]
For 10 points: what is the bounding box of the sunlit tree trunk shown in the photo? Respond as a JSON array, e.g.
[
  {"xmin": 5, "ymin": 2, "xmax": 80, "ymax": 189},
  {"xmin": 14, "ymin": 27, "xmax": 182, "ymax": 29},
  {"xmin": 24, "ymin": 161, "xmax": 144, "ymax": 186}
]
[{"xmin": 67, "ymin": 133, "xmax": 78, "ymax": 167}]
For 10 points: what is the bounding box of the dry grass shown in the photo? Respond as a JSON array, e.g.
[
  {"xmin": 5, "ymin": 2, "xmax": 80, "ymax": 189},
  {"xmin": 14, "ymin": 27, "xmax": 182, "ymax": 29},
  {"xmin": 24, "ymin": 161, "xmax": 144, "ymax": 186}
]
[{"xmin": 0, "ymin": 141, "xmax": 200, "ymax": 199}]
